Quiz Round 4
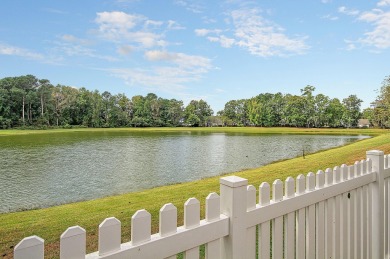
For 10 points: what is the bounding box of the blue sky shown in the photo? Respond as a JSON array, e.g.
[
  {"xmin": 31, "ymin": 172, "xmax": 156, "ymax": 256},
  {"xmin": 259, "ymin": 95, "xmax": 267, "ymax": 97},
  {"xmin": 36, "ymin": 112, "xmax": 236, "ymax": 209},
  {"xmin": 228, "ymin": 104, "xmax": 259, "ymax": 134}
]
[{"xmin": 1, "ymin": 0, "xmax": 389, "ymax": 112}]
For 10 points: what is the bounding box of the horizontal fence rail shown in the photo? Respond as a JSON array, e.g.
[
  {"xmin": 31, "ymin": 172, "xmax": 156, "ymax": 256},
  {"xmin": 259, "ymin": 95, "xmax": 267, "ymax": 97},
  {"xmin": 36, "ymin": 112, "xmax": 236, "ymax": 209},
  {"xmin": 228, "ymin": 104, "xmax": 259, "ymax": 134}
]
[{"xmin": 13, "ymin": 150, "xmax": 390, "ymax": 258}]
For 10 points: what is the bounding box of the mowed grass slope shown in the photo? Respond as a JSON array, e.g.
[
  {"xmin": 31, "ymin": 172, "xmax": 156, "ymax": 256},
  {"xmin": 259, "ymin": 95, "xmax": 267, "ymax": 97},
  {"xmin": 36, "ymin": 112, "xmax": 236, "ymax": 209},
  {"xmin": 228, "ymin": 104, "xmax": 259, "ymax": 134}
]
[{"xmin": 0, "ymin": 128, "xmax": 389, "ymax": 258}]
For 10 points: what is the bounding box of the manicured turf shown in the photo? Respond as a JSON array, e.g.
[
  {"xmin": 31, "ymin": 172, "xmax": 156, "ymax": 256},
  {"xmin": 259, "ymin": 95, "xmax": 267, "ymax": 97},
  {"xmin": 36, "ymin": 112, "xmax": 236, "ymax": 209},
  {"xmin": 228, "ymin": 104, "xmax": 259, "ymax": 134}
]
[{"xmin": 0, "ymin": 127, "xmax": 389, "ymax": 258}]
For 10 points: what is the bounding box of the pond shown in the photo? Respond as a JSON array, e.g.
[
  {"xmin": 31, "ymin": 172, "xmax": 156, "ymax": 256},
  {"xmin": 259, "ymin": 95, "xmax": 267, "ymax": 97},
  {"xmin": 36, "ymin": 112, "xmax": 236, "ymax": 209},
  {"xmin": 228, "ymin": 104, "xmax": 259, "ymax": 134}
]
[{"xmin": 0, "ymin": 131, "xmax": 369, "ymax": 213}]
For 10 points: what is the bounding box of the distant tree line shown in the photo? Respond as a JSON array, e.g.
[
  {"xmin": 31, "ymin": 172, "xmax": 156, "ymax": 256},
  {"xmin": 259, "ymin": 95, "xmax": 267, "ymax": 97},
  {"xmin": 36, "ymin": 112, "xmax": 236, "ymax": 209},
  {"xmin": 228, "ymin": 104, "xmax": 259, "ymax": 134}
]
[
  {"xmin": 0, "ymin": 74, "xmax": 389, "ymax": 129},
  {"xmin": 0, "ymin": 75, "xmax": 212, "ymax": 128},
  {"xmin": 218, "ymin": 85, "xmax": 364, "ymax": 128},
  {"xmin": 361, "ymin": 76, "xmax": 390, "ymax": 128}
]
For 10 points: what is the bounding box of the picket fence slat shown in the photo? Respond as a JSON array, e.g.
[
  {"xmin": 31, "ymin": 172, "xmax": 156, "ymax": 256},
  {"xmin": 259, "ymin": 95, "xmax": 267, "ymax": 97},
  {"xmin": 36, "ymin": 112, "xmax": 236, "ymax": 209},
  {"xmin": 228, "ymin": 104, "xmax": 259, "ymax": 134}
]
[
  {"xmin": 362, "ymin": 159, "xmax": 367, "ymax": 175},
  {"xmin": 131, "ymin": 210, "xmax": 151, "ymax": 246},
  {"xmin": 385, "ymin": 155, "xmax": 390, "ymax": 257},
  {"xmin": 99, "ymin": 217, "xmax": 121, "ymax": 256},
  {"xmin": 340, "ymin": 164, "xmax": 349, "ymax": 258},
  {"xmin": 205, "ymin": 240, "xmax": 220, "ymax": 259},
  {"xmin": 386, "ymin": 177, "xmax": 390, "ymax": 257},
  {"xmin": 367, "ymin": 179, "xmax": 373, "ymax": 257},
  {"xmin": 387, "ymin": 176, "xmax": 390, "ymax": 258},
  {"xmin": 296, "ymin": 174, "xmax": 306, "ymax": 259},
  {"xmin": 184, "ymin": 198, "xmax": 200, "ymax": 229},
  {"xmin": 284, "ymin": 177, "xmax": 295, "ymax": 259},
  {"xmin": 205, "ymin": 192, "xmax": 221, "ymax": 259},
  {"xmin": 316, "ymin": 170, "xmax": 325, "ymax": 259},
  {"xmin": 306, "ymin": 172, "xmax": 315, "ymax": 259},
  {"xmin": 60, "ymin": 226, "xmax": 86, "ymax": 259},
  {"xmin": 272, "ymin": 179, "xmax": 283, "ymax": 259},
  {"xmin": 184, "ymin": 248, "xmax": 198, "ymax": 259},
  {"xmin": 160, "ymin": 203, "xmax": 177, "ymax": 237},
  {"xmin": 246, "ymin": 185, "xmax": 256, "ymax": 259},
  {"xmin": 355, "ymin": 162, "xmax": 362, "ymax": 259},
  {"xmin": 184, "ymin": 198, "xmax": 200, "ymax": 259},
  {"xmin": 360, "ymin": 159, "xmax": 369, "ymax": 258},
  {"xmin": 324, "ymin": 168, "xmax": 334, "ymax": 259},
  {"xmin": 13, "ymin": 150, "xmax": 390, "ymax": 259},
  {"xmin": 14, "ymin": 236, "xmax": 44, "ymax": 259},
  {"xmin": 348, "ymin": 165, "xmax": 356, "ymax": 259},
  {"xmin": 259, "ymin": 182, "xmax": 270, "ymax": 259},
  {"xmin": 362, "ymin": 182, "xmax": 368, "ymax": 258},
  {"xmin": 384, "ymin": 178, "xmax": 390, "ymax": 257},
  {"xmin": 333, "ymin": 166, "xmax": 341, "ymax": 259},
  {"xmin": 160, "ymin": 203, "xmax": 177, "ymax": 259}
]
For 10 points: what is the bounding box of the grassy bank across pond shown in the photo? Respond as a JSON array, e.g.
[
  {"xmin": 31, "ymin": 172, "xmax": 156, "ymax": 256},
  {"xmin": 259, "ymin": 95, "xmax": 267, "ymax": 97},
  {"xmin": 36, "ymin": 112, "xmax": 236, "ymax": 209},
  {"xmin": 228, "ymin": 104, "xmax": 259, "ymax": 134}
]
[
  {"xmin": 0, "ymin": 126, "xmax": 388, "ymax": 136},
  {"xmin": 0, "ymin": 127, "xmax": 389, "ymax": 258}
]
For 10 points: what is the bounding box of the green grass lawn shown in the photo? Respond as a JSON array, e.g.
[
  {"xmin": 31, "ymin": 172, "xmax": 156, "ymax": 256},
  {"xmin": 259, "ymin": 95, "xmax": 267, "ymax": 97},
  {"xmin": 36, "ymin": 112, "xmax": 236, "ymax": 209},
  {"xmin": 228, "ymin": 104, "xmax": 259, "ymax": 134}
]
[{"xmin": 0, "ymin": 127, "xmax": 389, "ymax": 258}]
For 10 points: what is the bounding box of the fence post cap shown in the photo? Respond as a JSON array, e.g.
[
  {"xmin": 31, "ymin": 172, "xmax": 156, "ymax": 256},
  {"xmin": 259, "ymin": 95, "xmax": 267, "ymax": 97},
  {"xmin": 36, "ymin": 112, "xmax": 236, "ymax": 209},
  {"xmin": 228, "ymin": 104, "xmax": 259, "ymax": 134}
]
[
  {"xmin": 15, "ymin": 236, "xmax": 44, "ymax": 250},
  {"xmin": 247, "ymin": 185, "xmax": 256, "ymax": 191},
  {"xmin": 366, "ymin": 150, "xmax": 384, "ymax": 156},
  {"xmin": 160, "ymin": 203, "xmax": 176, "ymax": 212},
  {"xmin": 99, "ymin": 217, "xmax": 120, "ymax": 228},
  {"xmin": 61, "ymin": 226, "xmax": 85, "ymax": 239},
  {"xmin": 220, "ymin": 176, "xmax": 248, "ymax": 187},
  {"xmin": 184, "ymin": 197, "xmax": 200, "ymax": 206},
  {"xmin": 206, "ymin": 192, "xmax": 220, "ymax": 200},
  {"xmin": 132, "ymin": 209, "xmax": 151, "ymax": 219}
]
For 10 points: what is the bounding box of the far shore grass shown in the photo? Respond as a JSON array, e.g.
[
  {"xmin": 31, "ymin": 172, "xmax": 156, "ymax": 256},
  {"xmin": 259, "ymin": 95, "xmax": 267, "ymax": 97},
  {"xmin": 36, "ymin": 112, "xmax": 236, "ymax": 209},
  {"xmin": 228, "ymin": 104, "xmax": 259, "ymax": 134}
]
[
  {"xmin": 0, "ymin": 127, "xmax": 389, "ymax": 258},
  {"xmin": 0, "ymin": 126, "xmax": 388, "ymax": 136}
]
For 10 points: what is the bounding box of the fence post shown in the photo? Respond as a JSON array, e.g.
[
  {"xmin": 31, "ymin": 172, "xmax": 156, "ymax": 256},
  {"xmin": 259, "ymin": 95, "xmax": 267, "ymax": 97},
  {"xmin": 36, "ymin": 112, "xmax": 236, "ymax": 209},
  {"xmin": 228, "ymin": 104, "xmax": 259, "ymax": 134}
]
[
  {"xmin": 220, "ymin": 176, "xmax": 248, "ymax": 259},
  {"xmin": 366, "ymin": 150, "xmax": 384, "ymax": 259}
]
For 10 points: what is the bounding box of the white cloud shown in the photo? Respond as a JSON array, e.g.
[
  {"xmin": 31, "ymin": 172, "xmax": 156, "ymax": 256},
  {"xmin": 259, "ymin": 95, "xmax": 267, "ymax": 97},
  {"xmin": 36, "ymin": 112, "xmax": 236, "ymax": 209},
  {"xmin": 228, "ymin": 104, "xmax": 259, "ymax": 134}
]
[
  {"xmin": 43, "ymin": 8, "xmax": 67, "ymax": 14},
  {"xmin": 109, "ymin": 66, "xmax": 199, "ymax": 93},
  {"xmin": 167, "ymin": 20, "xmax": 186, "ymax": 30},
  {"xmin": 54, "ymin": 41, "xmax": 118, "ymax": 62},
  {"xmin": 341, "ymin": 3, "xmax": 390, "ymax": 50},
  {"xmin": 95, "ymin": 11, "xmax": 167, "ymax": 48},
  {"xmin": 232, "ymin": 8, "xmax": 308, "ymax": 56},
  {"xmin": 359, "ymin": 9, "xmax": 384, "ymax": 22},
  {"xmin": 219, "ymin": 35, "xmax": 236, "ymax": 48},
  {"xmin": 96, "ymin": 11, "xmax": 142, "ymax": 31},
  {"xmin": 321, "ymin": 0, "xmax": 332, "ymax": 3},
  {"xmin": 194, "ymin": 28, "xmax": 222, "ymax": 36},
  {"xmin": 202, "ymin": 16, "xmax": 217, "ymax": 24},
  {"xmin": 338, "ymin": 6, "xmax": 360, "ymax": 16},
  {"xmin": 109, "ymin": 50, "xmax": 213, "ymax": 93},
  {"xmin": 144, "ymin": 50, "xmax": 212, "ymax": 69},
  {"xmin": 61, "ymin": 34, "xmax": 90, "ymax": 45},
  {"xmin": 0, "ymin": 43, "xmax": 44, "ymax": 60},
  {"xmin": 117, "ymin": 45, "xmax": 133, "ymax": 55},
  {"xmin": 130, "ymin": 31, "xmax": 166, "ymax": 48},
  {"xmin": 215, "ymin": 88, "xmax": 225, "ymax": 93},
  {"xmin": 174, "ymin": 0, "xmax": 204, "ymax": 13},
  {"xmin": 322, "ymin": 14, "xmax": 339, "ymax": 21},
  {"xmin": 196, "ymin": 8, "xmax": 308, "ymax": 57},
  {"xmin": 357, "ymin": 9, "xmax": 390, "ymax": 49},
  {"xmin": 195, "ymin": 29, "xmax": 210, "ymax": 37},
  {"xmin": 378, "ymin": 0, "xmax": 390, "ymax": 7},
  {"xmin": 207, "ymin": 35, "xmax": 235, "ymax": 48},
  {"xmin": 116, "ymin": 0, "xmax": 140, "ymax": 3},
  {"xmin": 344, "ymin": 40, "xmax": 357, "ymax": 51},
  {"xmin": 207, "ymin": 36, "xmax": 220, "ymax": 43},
  {"xmin": 145, "ymin": 20, "xmax": 164, "ymax": 28}
]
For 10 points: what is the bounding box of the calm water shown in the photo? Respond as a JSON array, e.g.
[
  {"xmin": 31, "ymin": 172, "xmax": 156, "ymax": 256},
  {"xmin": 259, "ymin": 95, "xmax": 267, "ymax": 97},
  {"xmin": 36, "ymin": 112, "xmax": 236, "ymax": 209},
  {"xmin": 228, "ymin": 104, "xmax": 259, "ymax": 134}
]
[{"xmin": 0, "ymin": 131, "xmax": 369, "ymax": 213}]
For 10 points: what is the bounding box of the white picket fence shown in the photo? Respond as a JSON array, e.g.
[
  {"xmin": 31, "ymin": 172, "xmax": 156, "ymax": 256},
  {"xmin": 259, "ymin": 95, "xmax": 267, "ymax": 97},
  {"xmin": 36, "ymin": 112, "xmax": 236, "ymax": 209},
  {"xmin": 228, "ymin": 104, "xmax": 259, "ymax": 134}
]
[{"xmin": 14, "ymin": 150, "xmax": 390, "ymax": 259}]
